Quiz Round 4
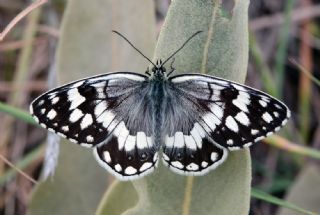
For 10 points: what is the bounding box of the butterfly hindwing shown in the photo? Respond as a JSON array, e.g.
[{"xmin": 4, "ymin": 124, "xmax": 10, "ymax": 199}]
[
  {"xmin": 93, "ymin": 122, "xmax": 158, "ymax": 180},
  {"xmin": 92, "ymin": 79, "xmax": 159, "ymax": 180},
  {"xmin": 162, "ymin": 125, "xmax": 228, "ymax": 175},
  {"xmin": 169, "ymin": 74, "xmax": 290, "ymax": 150}
]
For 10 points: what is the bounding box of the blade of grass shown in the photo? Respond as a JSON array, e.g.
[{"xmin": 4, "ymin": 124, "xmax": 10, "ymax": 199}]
[
  {"xmin": 249, "ymin": 31, "xmax": 277, "ymax": 97},
  {"xmin": 250, "ymin": 26, "xmax": 302, "ymax": 149},
  {"xmin": 251, "ymin": 188, "xmax": 316, "ymax": 215},
  {"xmin": 0, "ymin": 101, "xmax": 37, "ymax": 126},
  {"xmin": 290, "ymin": 58, "xmax": 320, "ymax": 87},
  {"xmin": 298, "ymin": 0, "xmax": 313, "ymax": 142},
  {"xmin": 274, "ymin": 0, "xmax": 295, "ymax": 97},
  {"xmin": 264, "ymin": 178, "xmax": 293, "ymax": 194},
  {"xmin": 264, "ymin": 135, "xmax": 320, "ymax": 160}
]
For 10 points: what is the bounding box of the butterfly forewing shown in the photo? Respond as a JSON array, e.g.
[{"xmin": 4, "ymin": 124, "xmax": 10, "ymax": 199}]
[
  {"xmin": 31, "ymin": 72, "xmax": 160, "ymax": 180},
  {"xmin": 30, "ymin": 73, "xmax": 145, "ymax": 146},
  {"xmin": 169, "ymin": 74, "xmax": 290, "ymax": 150}
]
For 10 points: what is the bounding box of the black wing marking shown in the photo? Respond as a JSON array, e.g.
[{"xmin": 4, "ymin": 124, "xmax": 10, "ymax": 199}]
[
  {"xmin": 93, "ymin": 121, "xmax": 158, "ymax": 180},
  {"xmin": 30, "ymin": 72, "xmax": 147, "ymax": 147},
  {"xmin": 169, "ymin": 74, "xmax": 290, "ymax": 150},
  {"xmin": 162, "ymin": 123, "xmax": 228, "ymax": 175}
]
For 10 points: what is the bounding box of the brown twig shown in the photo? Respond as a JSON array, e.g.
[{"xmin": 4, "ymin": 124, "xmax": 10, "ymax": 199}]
[
  {"xmin": 0, "ymin": 81, "xmax": 47, "ymax": 92},
  {"xmin": 37, "ymin": 24, "xmax": 60, "ymax": 38},
  {"xmin": 0, "ymin": 154, "xmax": 38, "ymax": 185},
  {"xmin": 250, "ymin": 5, "xmax": 320, "ymax": 31},
  {"xmin": 289, "ymin": 58, "xmax": 320, "ymax": 86},
  {"xmin": 0, "ymin": 0, "xmax": 48, "ymax": 41},
  {"xmin": 292, "ymin": 29, "xmax": 320, "ymax": 50},
  {"xmin": 264, "ymin": 135, "xmax": 320, "ymax": 160},
  {"xmin": 0, "ymin": 37, "xmax": 47, "ymax": 52}
]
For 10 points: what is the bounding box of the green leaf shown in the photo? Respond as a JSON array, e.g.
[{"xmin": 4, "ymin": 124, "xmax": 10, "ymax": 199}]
[
  {"xmin": 28, "ymin": 144, "xmax": 108, "ymax": 215},
  {"xmin": 154, "ymin": 0, "xmax": 249, "ymax": 82},
  {"xmin": 95, "ymin": 181, "xmax": 138, "ymax": 215},
  {"xmin": 97, "ymin": 0, "xmax": 251, "ymax": 214},
  {"xmin": 28, "ymin": 0, "xmax": 156, "ymax": 214}
]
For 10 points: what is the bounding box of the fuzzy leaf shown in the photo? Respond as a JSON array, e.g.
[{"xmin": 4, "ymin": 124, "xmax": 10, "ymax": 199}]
[
  {"xmin": 98, "ymin": 0, "xmax": 251, "ymax": 215},
  {"xmin": 95, "ymin": 181, "xmax": 138, "ymax": 215}
]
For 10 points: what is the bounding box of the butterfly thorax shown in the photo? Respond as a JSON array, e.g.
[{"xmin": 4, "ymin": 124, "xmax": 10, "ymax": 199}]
[
  {"xmin": 150, "ymin": 60, "xmax": 167, "ymax": 81},
  {"xmin": 149, "ymin": 78, "xmax": 167, "ymax": 149}
]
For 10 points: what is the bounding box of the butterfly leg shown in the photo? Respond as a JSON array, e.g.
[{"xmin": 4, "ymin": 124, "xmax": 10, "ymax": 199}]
[
  {"xmin": 167, "ymin": 58, "xmax": 176, "ymax": 76},
  {"xmin": 145, "ymin": 67, "xmax": 151, "ymax": 76}
]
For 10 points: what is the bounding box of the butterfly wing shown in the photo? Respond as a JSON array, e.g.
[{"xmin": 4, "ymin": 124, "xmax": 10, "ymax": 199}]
[
  {"xmin": 168, "ymin": 74, "xmax": 290, "ymax": 150},
  {"xmin": 161, "ymin": 73, "xmax": 290, "ymax": 175},
  {"xmin": 30, "ymin": 72, "xmax": 158, "ymax": 180},
  {"xmin": 162, "ymin": 130, "xmax": 228, "ymax": 175},
  {"xmin": 161, "ymin": 81, "xmax": 229, "ymax": 175}
]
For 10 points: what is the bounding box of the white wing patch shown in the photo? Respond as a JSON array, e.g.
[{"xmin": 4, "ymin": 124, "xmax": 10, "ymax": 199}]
[
  {"xmin": 225, "ymin": 116, "xmax": 239, "ymax": 132},
  {"xmin": 163, "ymin": 123, "xmax": 229, "ymax": 176}
]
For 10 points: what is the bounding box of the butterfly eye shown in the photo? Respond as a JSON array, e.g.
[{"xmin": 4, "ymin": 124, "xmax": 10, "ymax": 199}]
[
  {"xmin": 127, "ymin": 155, "xmax": 133, "ymax": 161},
  {"xmin": 140, "ymin": 152, "xmax": 148, "ymax": 161},
  {"xmin": 190, "ymin": 154, "xmax": 195, "ymax": 159}
]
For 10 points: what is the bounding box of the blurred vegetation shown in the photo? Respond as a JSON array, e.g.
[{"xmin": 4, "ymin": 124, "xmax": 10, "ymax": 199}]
[{"xmin": 0, "ymin": 0, "xmax": 320, "ymax": 214}]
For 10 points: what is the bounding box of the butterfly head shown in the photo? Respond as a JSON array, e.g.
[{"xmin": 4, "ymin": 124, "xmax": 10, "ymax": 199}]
[{"xmin": 151, "ymin": 59, "xmax": 167, "ymax": 80}]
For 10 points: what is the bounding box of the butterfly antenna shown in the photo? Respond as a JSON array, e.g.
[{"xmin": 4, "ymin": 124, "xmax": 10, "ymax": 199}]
[
  {"xmin": 112, "ymin": 30, "xmax": 156, "ymax": 67},
  {"xmin": 161, "ymin": 31, "xmax": 203, "ymax": 66}
]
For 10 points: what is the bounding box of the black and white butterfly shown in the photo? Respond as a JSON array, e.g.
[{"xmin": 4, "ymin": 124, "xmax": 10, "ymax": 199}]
[{"xmin": 30, "ymin": 31, "xmax": 290, "ymax": 180}]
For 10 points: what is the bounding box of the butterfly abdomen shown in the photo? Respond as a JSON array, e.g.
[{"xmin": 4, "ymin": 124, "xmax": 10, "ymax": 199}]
[{"xmin": 149, "ymin": 81, "xmax": 166, "ymax": 149}]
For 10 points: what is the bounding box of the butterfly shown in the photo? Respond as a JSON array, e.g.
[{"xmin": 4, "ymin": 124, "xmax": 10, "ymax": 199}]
[{"xmin": 30, "ymin": 31, "xmax": 290, "ymax": 180}]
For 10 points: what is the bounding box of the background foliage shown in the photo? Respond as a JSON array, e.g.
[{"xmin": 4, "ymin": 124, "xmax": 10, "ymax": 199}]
[{"xmin": 0, "ymin": 0, "xmax": 320, "ymax": 214}]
